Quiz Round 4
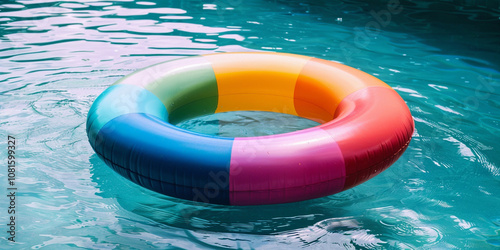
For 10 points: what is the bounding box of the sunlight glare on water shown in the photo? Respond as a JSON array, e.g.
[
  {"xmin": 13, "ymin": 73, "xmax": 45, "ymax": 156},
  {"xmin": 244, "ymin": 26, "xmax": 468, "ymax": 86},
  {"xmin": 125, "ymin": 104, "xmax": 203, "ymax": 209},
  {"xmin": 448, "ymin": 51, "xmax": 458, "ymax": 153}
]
[{"xmin": 0, "ymin": 0, "xmax": 499, "ymax": 248}]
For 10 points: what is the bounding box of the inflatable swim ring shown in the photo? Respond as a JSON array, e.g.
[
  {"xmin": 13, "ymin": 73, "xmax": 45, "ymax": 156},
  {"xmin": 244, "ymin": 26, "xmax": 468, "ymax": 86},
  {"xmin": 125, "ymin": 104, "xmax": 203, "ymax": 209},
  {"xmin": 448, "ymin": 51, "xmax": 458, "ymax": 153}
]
[{"xmin": 86, "ymin": 52, "xmax": 414, "ymax": 205}]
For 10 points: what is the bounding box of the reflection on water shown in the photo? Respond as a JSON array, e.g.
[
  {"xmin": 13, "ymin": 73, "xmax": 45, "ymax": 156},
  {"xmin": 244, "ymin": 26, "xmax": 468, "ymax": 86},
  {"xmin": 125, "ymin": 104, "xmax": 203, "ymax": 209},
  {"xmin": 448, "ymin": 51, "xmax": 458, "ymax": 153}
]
[
  {"xmin": 1, "ymin": 0, "xmax": 499, "ymax": 248},
  {"xmin": 175, "ymin": 111, "xmax": 320, "ymax": 137}
]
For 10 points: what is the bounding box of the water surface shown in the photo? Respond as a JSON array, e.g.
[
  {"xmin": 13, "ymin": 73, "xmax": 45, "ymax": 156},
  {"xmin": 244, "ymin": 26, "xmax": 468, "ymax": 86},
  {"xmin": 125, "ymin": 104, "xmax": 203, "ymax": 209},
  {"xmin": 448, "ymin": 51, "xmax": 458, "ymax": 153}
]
[{"xmin": 1, "ymin": 0, "xmax": 499, "ymax": 249}]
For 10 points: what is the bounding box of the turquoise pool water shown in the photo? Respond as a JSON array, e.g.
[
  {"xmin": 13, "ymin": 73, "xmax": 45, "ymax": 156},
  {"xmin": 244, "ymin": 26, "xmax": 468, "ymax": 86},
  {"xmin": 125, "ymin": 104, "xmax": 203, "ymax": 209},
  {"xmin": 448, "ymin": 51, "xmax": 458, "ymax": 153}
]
[
  {"xmin": 1, "ymin": 0, "xmax": 499, "ymax": 248},
  {"xmin": 175, "ymin": 111, "xmax": 320, "ymax": 137}
]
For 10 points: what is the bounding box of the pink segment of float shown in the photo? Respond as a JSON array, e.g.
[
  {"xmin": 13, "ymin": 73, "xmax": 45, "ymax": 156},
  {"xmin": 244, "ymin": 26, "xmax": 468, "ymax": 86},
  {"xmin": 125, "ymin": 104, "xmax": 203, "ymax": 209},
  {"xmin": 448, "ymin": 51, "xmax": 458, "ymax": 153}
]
[{"xmin": 229, "ymin": 128, "xmax": 345, "ymax": 205}]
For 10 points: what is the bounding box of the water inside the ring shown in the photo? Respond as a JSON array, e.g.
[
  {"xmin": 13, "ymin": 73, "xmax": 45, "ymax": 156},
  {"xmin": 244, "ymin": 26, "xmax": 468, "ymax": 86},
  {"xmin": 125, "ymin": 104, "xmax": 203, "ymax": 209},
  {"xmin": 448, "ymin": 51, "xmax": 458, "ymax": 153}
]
[{"xmin": 174, "ymin": 110, "xmax": 320, "ymax": 137}]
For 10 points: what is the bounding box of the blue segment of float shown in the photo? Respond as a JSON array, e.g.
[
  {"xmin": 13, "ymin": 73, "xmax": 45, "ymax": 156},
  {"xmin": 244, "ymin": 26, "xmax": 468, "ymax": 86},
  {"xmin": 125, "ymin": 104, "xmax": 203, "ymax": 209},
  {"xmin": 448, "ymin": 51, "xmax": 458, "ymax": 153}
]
[
  {"xmin": 86, "ymin": 84, "xmax": 168, "ymax": 147},
  {"xmin": 93, "ymin": 113, "xmax": 234, "ymax": 205}
]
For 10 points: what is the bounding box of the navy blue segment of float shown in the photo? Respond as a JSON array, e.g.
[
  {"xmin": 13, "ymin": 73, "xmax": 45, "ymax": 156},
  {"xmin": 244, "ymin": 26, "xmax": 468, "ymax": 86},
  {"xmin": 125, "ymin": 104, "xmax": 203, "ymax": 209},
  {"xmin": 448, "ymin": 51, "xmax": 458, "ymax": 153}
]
[{"xmin": 93, "ymin": 113, "xmax": 234, "ymax": 205}]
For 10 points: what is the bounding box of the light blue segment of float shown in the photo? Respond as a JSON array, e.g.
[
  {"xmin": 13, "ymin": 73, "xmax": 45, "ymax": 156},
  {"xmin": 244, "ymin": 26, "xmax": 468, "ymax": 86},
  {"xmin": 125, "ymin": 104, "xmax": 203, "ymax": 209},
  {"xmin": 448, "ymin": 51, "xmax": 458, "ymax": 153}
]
[{"xmin": 86, "ymin": 84, "xmax": 168, "ymax": 146}]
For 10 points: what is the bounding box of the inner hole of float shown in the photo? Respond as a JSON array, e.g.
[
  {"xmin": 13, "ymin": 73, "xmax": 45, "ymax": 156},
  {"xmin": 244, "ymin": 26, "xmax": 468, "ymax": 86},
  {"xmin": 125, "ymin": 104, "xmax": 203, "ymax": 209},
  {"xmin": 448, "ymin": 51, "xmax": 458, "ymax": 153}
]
[
  {"xmin": 165, "ymin": 70, "xmax": 333, "ymax": 137},
  {"xmin": 173, "ymin": 110, "xmax": 320, "ymax": 137}
]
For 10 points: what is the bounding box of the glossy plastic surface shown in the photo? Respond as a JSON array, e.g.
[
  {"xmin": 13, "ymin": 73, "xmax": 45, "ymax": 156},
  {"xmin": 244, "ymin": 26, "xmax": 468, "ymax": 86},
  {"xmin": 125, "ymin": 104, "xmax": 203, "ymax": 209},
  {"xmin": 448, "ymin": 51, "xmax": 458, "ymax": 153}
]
[{"xmin": 86, "ymin": 52, "xmax": 415, "ymax": 205}]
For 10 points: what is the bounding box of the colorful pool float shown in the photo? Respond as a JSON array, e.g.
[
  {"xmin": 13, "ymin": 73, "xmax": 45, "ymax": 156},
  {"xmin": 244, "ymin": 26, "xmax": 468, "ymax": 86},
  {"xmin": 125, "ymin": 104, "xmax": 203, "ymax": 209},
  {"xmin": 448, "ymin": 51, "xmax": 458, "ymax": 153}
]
[{"xmin": 86, "ymin": 52, "xmax": 414, "ymax": 206}]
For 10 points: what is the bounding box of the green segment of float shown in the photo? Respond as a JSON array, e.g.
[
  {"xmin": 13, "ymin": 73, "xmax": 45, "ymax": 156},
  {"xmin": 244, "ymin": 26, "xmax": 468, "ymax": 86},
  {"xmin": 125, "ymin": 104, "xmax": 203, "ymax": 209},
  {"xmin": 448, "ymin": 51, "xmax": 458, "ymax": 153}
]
[{"xmin": 114, "ymin": 56, "xmax": 219, "ymax": 124}]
